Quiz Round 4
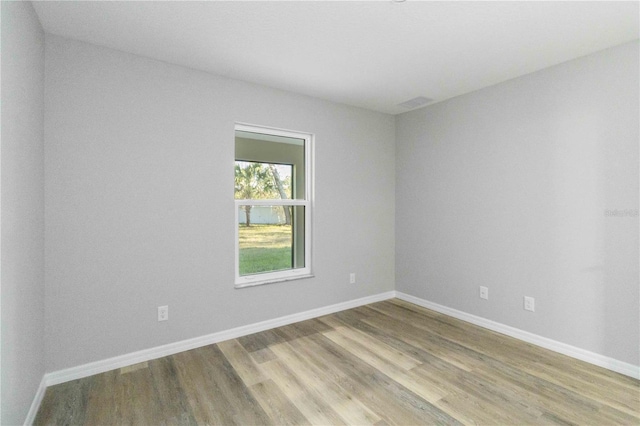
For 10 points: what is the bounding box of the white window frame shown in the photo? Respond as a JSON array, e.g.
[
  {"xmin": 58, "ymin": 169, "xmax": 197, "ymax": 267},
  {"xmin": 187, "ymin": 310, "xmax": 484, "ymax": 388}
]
[{"xmin": 234, "ymin": 123, "xmax": 313, "ymax": 288}]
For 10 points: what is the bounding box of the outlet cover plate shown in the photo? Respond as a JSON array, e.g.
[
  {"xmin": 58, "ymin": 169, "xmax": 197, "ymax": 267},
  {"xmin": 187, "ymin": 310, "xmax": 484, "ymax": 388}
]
[
  {"xmin": 158, "ymin": 305, "xmax": 169, "ymax": 321},
  {"xmin": 524, "ymin": 297, "xmax": 535, "ymax": 312},
  {"xmin": 480, "ymin": 286, "xmax": 488, "ymax": 300}
]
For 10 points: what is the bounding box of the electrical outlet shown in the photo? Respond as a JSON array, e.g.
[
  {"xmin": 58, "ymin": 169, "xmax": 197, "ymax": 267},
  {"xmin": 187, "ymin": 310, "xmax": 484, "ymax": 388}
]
[
  {"xmin": 479, "ymin": 286, "xmax": 488, "ymax": 300},
  {"xmin": 350, "ymin": 273, "xmax": 356, "ymax": 284},
  {"xmin": 158, "ymin": 305, "xmax": 168, "ymax": 321},
  {"xmin": 524, "ymin": 297, "xmax": 535, "ymax": 312}
]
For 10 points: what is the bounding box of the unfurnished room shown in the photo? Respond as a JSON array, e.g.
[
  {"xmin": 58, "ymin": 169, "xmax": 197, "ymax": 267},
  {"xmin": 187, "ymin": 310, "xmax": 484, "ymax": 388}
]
[{"xmin": 1, "ymin": 1, "xmax": 639, "ymax": 425}]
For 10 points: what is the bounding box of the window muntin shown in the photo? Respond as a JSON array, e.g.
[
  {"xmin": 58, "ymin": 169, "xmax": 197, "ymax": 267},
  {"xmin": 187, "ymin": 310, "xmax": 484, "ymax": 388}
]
[{"xmin": 234, "ymin": 124, "xmax": 312, "ymax": 287}]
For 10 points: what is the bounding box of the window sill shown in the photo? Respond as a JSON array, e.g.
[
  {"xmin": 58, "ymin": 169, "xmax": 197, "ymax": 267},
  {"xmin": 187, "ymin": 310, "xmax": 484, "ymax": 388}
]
[{"xmin": 234, "ymin": 273, "xmax": 315, "ymax": 289}]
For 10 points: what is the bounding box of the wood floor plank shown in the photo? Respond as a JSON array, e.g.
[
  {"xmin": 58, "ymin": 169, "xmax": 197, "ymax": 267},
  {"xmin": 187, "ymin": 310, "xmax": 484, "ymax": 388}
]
[
  {"xmin": 596, "ymin": 404, "xmax": 640, "ymax": 425},
  {"xmin": 272, "ymin": 319, "xmax": 327, "ymax": 342},
  {"xmin": 435, "ymin": 391, "xmax": 526, "ymax": 426},
  {"xmin": 34, "ymin": 377, "xmax": 92, "ymax": 426},
  {"xmin": 172, "ymin": 345, "xmax": 269, "ymax": 425},
  {"xmin": 478, "ymin": 354, "xmax": 639, "ymax": 422},
  {"xmin": 361, "ymin": 313, "xmax": 480, "ymax": 371},
  {"xmin": 120, "ymin": 365, "xmax": 165, "ymax": 425},
  {"xmin": 323, "ymin": 329, "xmax": 448, "ymax": 404},
  {"xmin": 249, "ymin": 346, "xmax": 278, "ymax": 364},
  {"xmin": 367, "ymin": 303, "xmax": 507, "ymax": 367},
  {"xmin": 83, "ymin": 371, "xmax": 117, "ymax": 425},
  {"xmin": 469, "ymin": 358, "xmax": 632, "ymax": 425},
  {"xmin": 147, "ymin": 356, "xmax": 198, "ymax": 425},
  {"xmin": 35, "ymin": 298, "xmax": 640, "ymax": 425},
  {"xmin": 172, "ymin": 348, "xmax": 235, "ymax": 425},
  {"xmin": 323, "ymin": 308, "xmax": 480, "ymax": 379},
  {"xmin": 111, "ymin": 367, "xmax": 138, "ymax": 425},
  {"xmin": 218, "ymin": 339, "xmax": 268, "ymax": 386},
  {"xmin": 430, "ymin": 372, "xmax": 542, "ymax": 424},
  {"xmin": 195, "ymin": 345, "xmax": 271, "ymax": 425},
  {"xmin": 238, "ymin": 328, "xmax": 284, "ymax": 353},
  {"xmin": 371, "ymin": 301, "xmax": 540, "ymax": 364},
  {"xmin": 260, "ymin": 358, "xmax": 348, "ymax": 425},
  {"xmin": 320, "ymin": 317, "xmax": 422, "ymax": 370},
  {"xmin": 249, "ymin": 379, "xmax": 310, "ymax": 426},
  {"xmin": 304, "ymin": 333, "xmax": 463, "ymax": 425},
  {"xmin": 520, "ymin": 360, "xmax": 640, "ymax": 416},
  {"xmin": 269, "ymin": 340, "xmax": 382, "ymax": 425}
]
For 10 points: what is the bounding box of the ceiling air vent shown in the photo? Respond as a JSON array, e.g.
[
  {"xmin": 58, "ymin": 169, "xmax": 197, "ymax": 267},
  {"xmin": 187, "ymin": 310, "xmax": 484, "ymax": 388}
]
[{"xmin": 398, "ymin": 96, "xmax": 434, "ymax": 110}]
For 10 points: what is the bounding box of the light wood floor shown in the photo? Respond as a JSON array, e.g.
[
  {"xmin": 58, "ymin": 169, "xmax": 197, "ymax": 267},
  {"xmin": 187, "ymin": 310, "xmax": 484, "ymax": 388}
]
[{"xmin": 35, "ymin": 299, "xmax": 640, "ymax": 425}]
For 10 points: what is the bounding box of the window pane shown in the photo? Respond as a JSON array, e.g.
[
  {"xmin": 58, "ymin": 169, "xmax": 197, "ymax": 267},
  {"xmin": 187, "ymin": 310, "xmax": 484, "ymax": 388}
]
[
  {"xmin": 238, "ymin": 205, "xmax": 305, "ymax": 276},
  {"xmin": 235, "ymin": 131, "xmax": 305, "ymax": 200},
  {"xmin": 234, "ymin": 161, "xmax": 293, "ymax": 200}
]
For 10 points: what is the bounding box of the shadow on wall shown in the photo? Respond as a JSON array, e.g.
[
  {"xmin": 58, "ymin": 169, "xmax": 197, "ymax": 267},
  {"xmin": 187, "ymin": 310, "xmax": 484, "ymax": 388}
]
[{"xmin": 551, "ymin": 102, "xmax": 638, "ymax": 361}]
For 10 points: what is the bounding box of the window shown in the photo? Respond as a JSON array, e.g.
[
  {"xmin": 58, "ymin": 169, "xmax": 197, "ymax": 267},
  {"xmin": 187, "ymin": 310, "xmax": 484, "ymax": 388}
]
[{"xmin": 234, "ymin": 123, "xmax": 313, "ymax": 287}]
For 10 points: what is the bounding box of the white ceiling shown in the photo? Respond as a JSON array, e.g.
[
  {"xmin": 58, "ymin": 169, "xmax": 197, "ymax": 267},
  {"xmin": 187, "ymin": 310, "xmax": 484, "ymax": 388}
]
[{"xmin": 33, "ymin": 1, "xmax": 639, "ymax": 115}]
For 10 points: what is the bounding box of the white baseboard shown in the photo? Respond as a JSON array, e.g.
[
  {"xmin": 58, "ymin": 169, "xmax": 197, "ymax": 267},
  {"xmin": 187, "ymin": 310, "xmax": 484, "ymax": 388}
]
[
  {"xmin": 395, "ymin": 291, "xmax": 640, "ymax": 380},
  {"xmin": 24, "ymin": 376, "xmax": 47, "ymax": 426},
  {"xmin": 44, "ymin": 291, "xmax": 396, "ymax": 387}
]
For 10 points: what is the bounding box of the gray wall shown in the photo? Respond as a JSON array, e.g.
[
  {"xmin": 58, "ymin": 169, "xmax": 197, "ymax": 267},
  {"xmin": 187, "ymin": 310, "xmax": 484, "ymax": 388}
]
[
  {"xmin": 396, "ymin": 41, "xmax": 639, "ymax": 365},
  {"xmin": 1, "ymin": 2, "xmax": 46, "ymax": 424},
  {"xmin": 44, "ymin": 35, "xmax": 396, "ymax": 372}
]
